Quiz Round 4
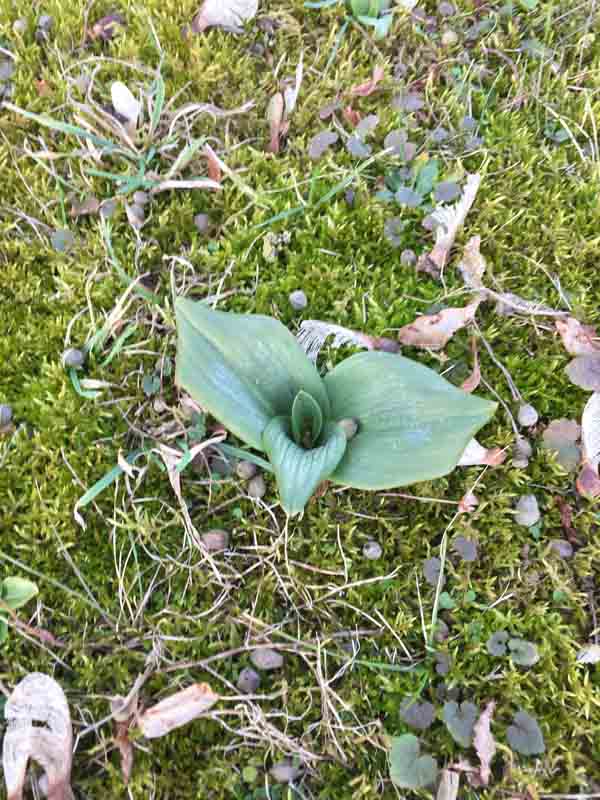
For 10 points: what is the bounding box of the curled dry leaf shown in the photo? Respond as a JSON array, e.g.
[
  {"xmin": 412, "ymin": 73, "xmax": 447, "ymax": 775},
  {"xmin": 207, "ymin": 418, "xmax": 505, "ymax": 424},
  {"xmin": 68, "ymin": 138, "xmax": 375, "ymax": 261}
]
[
  {"xmin": 457, "ymin": 492, "xmax": 479, "ymax": 514},
  {"xmin": 512, "ymin": 435, "xmax": 532, "ymax": 468},
  {"xmin": 461, "ymin": 337, "xmax": 481, "ymax": 393},
  {"xmin": 565, "ymin": 355, "xmax": 600, "ymax": 391},
  {"xmin": 397, "ymin": 299, "xmax": 481, "ymax": 351},
  {"xmin": 459, "ymin": 438, "xmax": 506, "ymax": 467},
  {"xmin": 417, "ymin": 173, "xmax": 481, "ymax": 278},
  {"xmin": 577, "ymin": 394, "xmax": 600, "ymax": 496},
  {"xmin": 541, "ymin": 419, "xmax": 581, "ymax": 472},
  {"xmin": 350, "ymin": 65, "xmax": 385, "ymax": 97},
  {"xmin": 576, "ymin": 643, "xmax": 600, "ymax": 664},
  {"xmin": 437, "ymin": 769, "xmax": 460, "ymax": 800},
  {"xmin": 114, "ymin": 720, "xmax": 134, "ymax": 784},
  {"xmin": 457, "ymin": 235, "xmax": 486, "ymax": 289},
  {"xmin": 297, "ymin": 320, "xmax": 398, "ymax": 361},
  {"xmin": 111, "ymin": 81, "xmax": 140, "ymax": 128},
  {"xmin": 473, "ymin": 700, "xmax": 496, "ymax": 786},
  {"xmin": 342, "ymin": 106, "xmax": 362, "ymax": 128},
  {"xmin": 192, "ymin": 0, "xmax": 258, "ymax": 33},
  {"xmin": 88, "ymin": 12, "xmax": 126, "ymax": 41},
  {"xmin": 555, "ymin": 317, "xmax": 600, "ymax": 356},
  {"xmin": 581, "ymin": 392, "xmax": 600, "ymax": 469},
  {"xmin": 137, "ymin": 683, "xmax": 218, "ymax": 738},
  {"xmin": 576, "ymin": 462, "xmax": 600, "ymax": 498},
  {"xmin": 267, "ymin": 91, "xmax": 285, "ymax": 154},
  {"xmin": 3, "ymin": 672, "xmax": 73, "ymax": 800}
]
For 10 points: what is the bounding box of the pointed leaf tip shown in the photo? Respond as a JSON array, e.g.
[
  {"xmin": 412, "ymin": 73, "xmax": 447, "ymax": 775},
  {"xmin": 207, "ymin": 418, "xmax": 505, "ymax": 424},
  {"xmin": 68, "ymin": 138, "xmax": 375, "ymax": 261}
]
[
  {"xmin": 262, "ymin": 418, "xmax": 346, "ymax": 515},
  {"xmin": 324, "ymin": 352, "xmax": 496, "ymax": 489}
]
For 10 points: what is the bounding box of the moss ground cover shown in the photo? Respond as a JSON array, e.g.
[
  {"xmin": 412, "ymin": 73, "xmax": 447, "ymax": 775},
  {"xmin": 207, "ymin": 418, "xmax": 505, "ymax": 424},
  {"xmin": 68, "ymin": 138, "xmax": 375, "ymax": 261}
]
[{"xmin": 0, "ymin": 0, "xmax": 599, "ymax": 797}]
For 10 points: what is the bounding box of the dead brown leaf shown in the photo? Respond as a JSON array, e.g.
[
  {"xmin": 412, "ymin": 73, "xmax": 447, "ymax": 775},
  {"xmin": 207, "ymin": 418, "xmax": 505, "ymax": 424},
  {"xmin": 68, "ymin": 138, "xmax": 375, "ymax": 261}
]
[
  {"xmin": 342, "ymin": 106, "xmax": 362, "ymax": 128},
  {"xmin": 35, "ymin": 79, "xmax": 52, "ymax": 97},
  {"xmin": 555, "ymin": 317, "xmax": 600, "ymax": 357},
  {"xmin": 192, "ymin": 0, "xmax": 258, "ymax": 33},
  {"xmin": 459, "ymin": 438, "xmax": 506, "ymax": 467},
  {"xmin": 114, "ymin": 721, "xmax": 134, "ymax": 784},
  {"xmin": 461, "ymin": 336, "xmax": 481, "ymax": 393},
  {"xmin": 349, "ymin": 65, "xmax": 385, "ymax": 97},
  {"xmin": 576, "ymin": 462, "xmax": 600, "ymax": 498},
  {"xmin": 3, "ymin": 673, "xmax": 73, "ymax": 800},
  {"xmin": 436, "ymin": 769, "xmax": 460, "ymax": 800},
  {"xmin": 457, "ymin": 235, "xmax": 486, "ymax": 289},
  {"xmin": 397, "ymin": 299, "xmax": 481, "ymax": 350},
  {"xmin": 417, "ymin": 173, "xmax": 481, "ymax": 278},
  {"xmin": 473, "ymin": 700, "xmax": 496, "ymax": 786},
  {"xmin": 458, "ymin": 491, "xmax": 479, "ymax": 513},
  {"xmin": 205, "ymin": 147, "xmax": 222, "ymax": 184},
  {"xmin": 267, "ymin": 91, "xmax": 285, "ymax": 153},
  {"xmin": 137, "ymin": 683, "xmax": 219, "ymax": 739},
  {"xmin": 87, "ymin": 12, "xmax": 126, "ymax": 41}
]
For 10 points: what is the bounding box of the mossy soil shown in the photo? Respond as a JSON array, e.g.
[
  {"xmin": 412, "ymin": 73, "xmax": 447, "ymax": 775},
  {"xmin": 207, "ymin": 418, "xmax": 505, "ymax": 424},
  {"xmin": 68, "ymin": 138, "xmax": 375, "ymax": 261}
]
[{"xmin": 1, "ymin": 0, "xmax": 599, "ymax": 797}]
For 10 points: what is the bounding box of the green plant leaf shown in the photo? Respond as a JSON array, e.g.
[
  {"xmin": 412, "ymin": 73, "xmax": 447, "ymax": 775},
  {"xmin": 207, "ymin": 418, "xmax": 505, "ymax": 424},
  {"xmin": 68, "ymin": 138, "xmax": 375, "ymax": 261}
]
[
  {"xmin": 442, "ymin": 701, "xmax": 478, "ymax": 747},
  {"xmin": 0, "ymin": 617, "xmax": 7, "ymax": 643},
  {"xmin": 1, "ymin": 577, "xmax": 39, "ymax": 609},
  {"xmin": 389, "ymin": 734, "xmax": 438, "ymax": 789},
  {"xmin": 262, "ymin": 418, "xmax": 346, "ymax": 515},
  {"xmin": 175, "ymin": 299, "xmax": 330, "ymax": 451},
  {"xmin": 507, "ymin": 710, "xmax": 545, "ymax": 755},
  {"xmin": 324, "ymin": 352, "xmax": 496, "ymax": 488},
  {"xmin": 291, "ymin": 390, "xmax": 323, "ymax": 447}
]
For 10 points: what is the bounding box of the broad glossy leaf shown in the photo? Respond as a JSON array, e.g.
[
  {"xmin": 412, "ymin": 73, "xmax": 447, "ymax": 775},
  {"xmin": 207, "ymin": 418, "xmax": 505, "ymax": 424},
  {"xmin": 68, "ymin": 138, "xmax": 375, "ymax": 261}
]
[
  {"xmin": 262, "ymin": 418, "xmax": 346, "ymax": 515},
  {"xmin": 175, "ymin": 299, "xmax": 330, "ymax": 450},
  {"xmin": 1, "ymin": 577, "xmax": 38, "ymax": 610},
  {"xmin": 324, "ymin": 352, "xmax": 496, "ymax": 488}
]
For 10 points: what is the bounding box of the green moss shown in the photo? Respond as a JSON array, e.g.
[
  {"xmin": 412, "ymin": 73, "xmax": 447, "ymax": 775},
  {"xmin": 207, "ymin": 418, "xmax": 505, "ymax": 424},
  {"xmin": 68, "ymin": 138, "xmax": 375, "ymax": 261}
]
[{"xmin": 1, "ymin": 0, "xmax": 599, "ymax": 797}]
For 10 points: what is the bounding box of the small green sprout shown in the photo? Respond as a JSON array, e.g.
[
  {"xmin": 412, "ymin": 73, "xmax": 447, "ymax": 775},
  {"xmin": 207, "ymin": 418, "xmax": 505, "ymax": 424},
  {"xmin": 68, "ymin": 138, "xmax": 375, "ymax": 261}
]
[
  {"xmin": 0, "ymin": 577, "xmax": 39, "ymax": 642},
  {"xmin": 175, "ymin": 299, "xmax": 496, "ymax": 516}
]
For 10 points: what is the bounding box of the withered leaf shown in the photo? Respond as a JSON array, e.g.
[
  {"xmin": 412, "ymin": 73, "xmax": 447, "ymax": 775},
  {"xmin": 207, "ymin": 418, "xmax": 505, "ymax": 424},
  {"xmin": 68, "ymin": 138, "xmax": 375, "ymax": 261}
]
[
  {"xmin": 576, "ymin": 643, "xmax": 600, "ymax": 664},
  {"xmin": 111, "ymin": 81, "xmax": 140, "ymax": 127},
  {"xmin": 576, "ymin": 462, "xmax": 600, "ymax": 498},
  {"xmin": 461, "ymin": 336, "xmax": 480, "ymax": 393},
  {"xmin": 555, "ymin": 317, "xmax": 600, "ymax": 357},
  {"xmin": 267, "ymin": 91, "xmax": 285, "ymax": 154},
  {"xmin": 565, "ymin": 355, "xmax": 600, "ymax": 391},
  {"xmin": 458, "ymin": 438, "xmax": 506, "ymax": 467},
  {"xmin": 3, "ymin": 673, "xmax": 73, "ymax": 800},
  {"xmin": 137, "ymin": 683, "xmax": 218, "ymax": 738},
  {"xmin": 192, "ymin": 0, "xmax": 258, "ymax": 33},
  {"xmin": 350, "ymin": 65, "xmax": 384, "ymax": 96},
  {"xmin": 473, "ymin": 701, "xmax": 496, "ymax": 785},
  {"xmin": 88, "ymin": 12, "xmax": 126, "ymax": 41},
  {"xmin": 436, "ymin": 768, "xmax": 460, "ymax": 800},
  {"xmin": 457, "ymin": 235, "xmax": 485, "ymax": 289},
  {"xmin": 397, "ymin": 299, "xmax": 481, "ymax": 350},
  {"xmin": 417, "ymin": 173, "xmax": 481, "ymax": 278},
  {"xmin": 581, "ymin": 392, "xmax": 600, "ymax": 469}
]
